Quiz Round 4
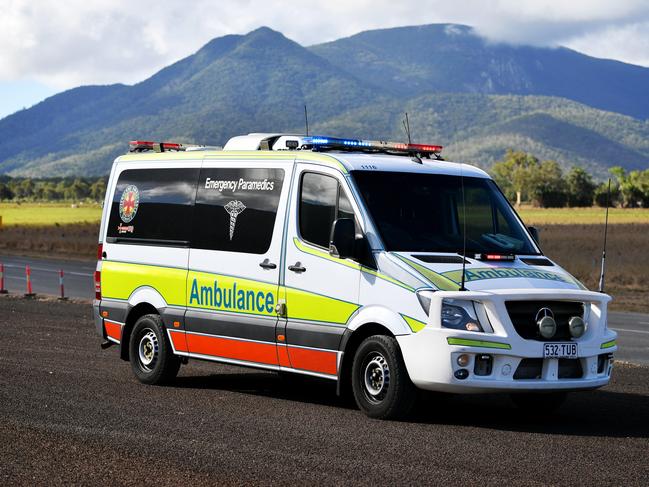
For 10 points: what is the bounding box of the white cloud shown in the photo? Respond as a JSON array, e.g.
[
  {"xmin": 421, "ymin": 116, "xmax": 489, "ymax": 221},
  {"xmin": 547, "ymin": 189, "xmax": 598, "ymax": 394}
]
[
  {"xmin": 567, "ymin": 21, "xmax": 649, "ymax": 67},
  {"xmin": 1, "ymin": 0, "xmax": 649, "ymax": 94}
]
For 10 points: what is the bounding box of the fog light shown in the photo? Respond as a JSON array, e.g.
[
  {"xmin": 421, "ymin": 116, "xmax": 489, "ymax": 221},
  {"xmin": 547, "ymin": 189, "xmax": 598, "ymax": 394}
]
[
  {"xmin": 502, "ymin": 364, "xmax": 512, "ymax": 376},
  {"xmin": 538, "ymin": 316, "xmax": 557, "ymax": 339},
  {"xmin": 568, "ymin": 316, "xmax": 586, "ymax": 338},
  {"xmin": 454, "ymin": 369, "xmax": 469, "ymax": 380},
  {"xmin": 457, "ymin": 354, "xmax": 470, "ymax": 367}
]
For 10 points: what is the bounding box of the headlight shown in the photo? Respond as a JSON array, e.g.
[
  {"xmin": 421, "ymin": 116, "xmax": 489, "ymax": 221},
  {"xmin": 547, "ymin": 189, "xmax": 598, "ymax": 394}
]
[
  {"xmin": 416, "ymin": 292, "xmax": 487, "ymax": 332},
  {"xmin": 441, "ymin": 299, "xmax": 484, "ymax": 332}
]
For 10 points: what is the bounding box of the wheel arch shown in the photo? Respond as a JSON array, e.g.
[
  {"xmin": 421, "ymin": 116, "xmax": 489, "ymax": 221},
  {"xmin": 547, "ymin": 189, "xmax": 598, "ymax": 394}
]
[
  {"xmin": 120, "ymin": 286, "xmax": 167, "ymax": 361},
  {"xmin": 337, "ymin": 321, "xmax": 397, "ymax": 397}
]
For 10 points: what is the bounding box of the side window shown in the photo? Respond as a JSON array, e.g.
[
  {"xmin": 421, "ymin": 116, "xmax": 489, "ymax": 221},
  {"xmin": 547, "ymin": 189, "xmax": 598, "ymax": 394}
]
[
  {"xmin": 107, "ymin": 168, "xmax": 199, "ymax": 243},
  {"xmin": 338, "ymin": 190, "xmax": 354, "ymax": 221},
  {"xmin": 192, "ymin": 167, "xmax": 284, "ymax": 254},
  {"xmin": 299, "ymin": 172, "xmax": 357, "ymax": 248}
]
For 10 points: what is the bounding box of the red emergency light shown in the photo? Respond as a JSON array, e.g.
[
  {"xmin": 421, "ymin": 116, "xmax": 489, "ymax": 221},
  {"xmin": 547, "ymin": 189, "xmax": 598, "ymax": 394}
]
[{"xmin": 479, "ymin": 254, "xmax": 516, "ymax": 261}]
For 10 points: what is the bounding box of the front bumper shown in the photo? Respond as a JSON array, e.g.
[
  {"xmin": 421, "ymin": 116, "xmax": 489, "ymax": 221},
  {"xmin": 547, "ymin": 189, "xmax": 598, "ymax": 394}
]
[{"xmin": 397, "ymin": 288, "xmax": 617, "ymax": 393}]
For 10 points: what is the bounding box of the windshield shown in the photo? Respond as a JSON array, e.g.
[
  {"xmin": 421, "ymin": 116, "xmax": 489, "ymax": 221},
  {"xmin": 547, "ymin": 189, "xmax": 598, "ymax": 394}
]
[{"xmin": 351, "ymin": 170, "xmax": 539, "ymax": 255}]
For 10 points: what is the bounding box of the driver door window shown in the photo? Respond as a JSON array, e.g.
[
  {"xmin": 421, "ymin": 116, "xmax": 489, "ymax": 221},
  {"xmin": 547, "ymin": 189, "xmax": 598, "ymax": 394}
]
[{"xmin": 299, "ymin": 172, "xmax": 355, "ymax": 249}]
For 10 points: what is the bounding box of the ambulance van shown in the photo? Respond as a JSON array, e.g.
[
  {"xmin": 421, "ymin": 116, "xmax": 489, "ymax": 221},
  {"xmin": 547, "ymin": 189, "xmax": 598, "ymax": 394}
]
[{"xmin": 94, "ymin": 134, "xmax": 617, "ymax": 419}]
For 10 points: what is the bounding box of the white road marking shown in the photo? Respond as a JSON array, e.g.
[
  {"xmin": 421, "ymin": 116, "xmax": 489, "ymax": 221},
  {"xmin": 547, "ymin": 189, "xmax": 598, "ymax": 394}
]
[{"xmin": 612, "ymin": 327, "xmax": 649, "ymax": 335}]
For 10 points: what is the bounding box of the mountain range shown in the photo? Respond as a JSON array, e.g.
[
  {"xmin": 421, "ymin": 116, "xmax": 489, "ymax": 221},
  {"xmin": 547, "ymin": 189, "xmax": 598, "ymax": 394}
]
[{"xmin": 1, "ymin": 24, "xmax": 649, "ymax": 178}]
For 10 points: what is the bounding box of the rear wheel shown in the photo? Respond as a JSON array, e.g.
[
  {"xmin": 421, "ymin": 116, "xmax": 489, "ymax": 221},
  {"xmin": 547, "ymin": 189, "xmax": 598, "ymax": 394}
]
[
  {"xmin": 129, "ymin": 314, "xmax": 180, "ymax": 385},
  {"xmin": 510, "ymin": 391, "xmax": 567, "ymax": 413},
  {"xmin": 351, "ymin": 335, "xmax": 416, "ymax": 419}
]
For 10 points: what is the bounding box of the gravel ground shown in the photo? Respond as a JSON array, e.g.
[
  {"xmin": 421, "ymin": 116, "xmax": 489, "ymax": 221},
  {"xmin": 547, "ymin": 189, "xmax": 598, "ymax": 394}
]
[{"xmin": 0, "ymin": 296, "xmax": 648, "ymax": 486}]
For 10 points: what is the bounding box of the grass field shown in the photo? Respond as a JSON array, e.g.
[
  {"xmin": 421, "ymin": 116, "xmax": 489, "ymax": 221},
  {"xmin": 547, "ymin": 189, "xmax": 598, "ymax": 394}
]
[
  {"xmin": 517, "ymin": 206, "xmax": 649, "ymax": 225},
  {"xmin": 2, "ymin": 203, "xmax": 649, "ymax": 227},
  {"xmin": 0, "ymin": 203, "xmax": 101, "ymax": 226}
]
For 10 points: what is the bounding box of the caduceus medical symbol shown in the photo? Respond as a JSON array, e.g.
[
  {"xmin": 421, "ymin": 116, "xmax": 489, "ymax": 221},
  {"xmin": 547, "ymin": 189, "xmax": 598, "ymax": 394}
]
[{"xmin": 224, "ymin": 200, "xmax": 246, "ymax": 240}]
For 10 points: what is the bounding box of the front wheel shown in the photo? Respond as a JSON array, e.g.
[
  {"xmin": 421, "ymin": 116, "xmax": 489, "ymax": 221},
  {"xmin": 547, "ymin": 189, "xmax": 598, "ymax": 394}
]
[
  {"xmin": 351, "ymin": 335, "xmax": 416, "ymax": 419},
  {"xmin": 129, "ymin": 314, "xmax": 180, "ymax": 385}
]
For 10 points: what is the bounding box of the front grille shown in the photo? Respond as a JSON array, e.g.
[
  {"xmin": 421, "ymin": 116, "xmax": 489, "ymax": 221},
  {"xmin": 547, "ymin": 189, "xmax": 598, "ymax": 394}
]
[
  {"xmin": 514, "ymin": 358, "xmax": 583, "ymax": 380},
  {"xmin": 514, "ymin": 358, "xmax": 543, "ymax": 379},
  {"xmin": 558, "ymin": 359, "xmax": 583, "ymax": 379},
  {"xmin": 505, "ymin": 300, "xmax": 584, "ymax": 341}
]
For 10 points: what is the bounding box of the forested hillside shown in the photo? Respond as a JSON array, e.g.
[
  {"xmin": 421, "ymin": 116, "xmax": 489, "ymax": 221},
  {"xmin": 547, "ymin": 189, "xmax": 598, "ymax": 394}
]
[{"xmin": 1, "ymin": 24, "xmax": 648, "ymax": 178}]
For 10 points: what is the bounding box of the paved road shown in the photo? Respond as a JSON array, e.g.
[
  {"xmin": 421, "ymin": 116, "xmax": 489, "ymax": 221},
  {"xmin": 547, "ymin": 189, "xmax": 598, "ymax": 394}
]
[
  {"xmin": 0, "ymin": 254, "xmax": 94, "ymax": 299},
  {"xmin": 0, "ymin": 254, "xmax": 646, "ymax": 364},
  {"xmin": 0, "ymin": 297, "xmax": 648, "ymax": 485},
  {"xmin": 610, "ymin": 311, "xmax": 649, "ymax": 365}
]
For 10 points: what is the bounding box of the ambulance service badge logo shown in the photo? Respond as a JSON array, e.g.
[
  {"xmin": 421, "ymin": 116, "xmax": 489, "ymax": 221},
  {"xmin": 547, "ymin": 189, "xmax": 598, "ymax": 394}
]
[
  {"xmin": 119, "ymin": 185, "xmax": 140, "ymax": 223},
  {"xmin": 224, "ymin": 200, "xmax": 246, "ymax": 240}
]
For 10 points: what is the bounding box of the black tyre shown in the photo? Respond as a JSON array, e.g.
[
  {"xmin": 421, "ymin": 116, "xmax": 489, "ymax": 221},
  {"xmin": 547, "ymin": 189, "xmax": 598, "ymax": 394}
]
[
  {"xmin": 129, "ymin": 314, "xmax": 180, "ymax": 385},
  {"xmin": 510, "ymin": 391, "xmax": 568, "ymax": 413},
  {"xmin": 351, "ymin": 335, "xmax": 417, "ymax": 419}
]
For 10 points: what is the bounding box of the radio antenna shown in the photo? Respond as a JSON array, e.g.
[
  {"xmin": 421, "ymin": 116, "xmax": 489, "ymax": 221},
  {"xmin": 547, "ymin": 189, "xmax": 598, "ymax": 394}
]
[
  {"xmin": 404, "ymin": 112, "xmax": 412, "ymax": 144},
  {"xmin": 304, "ymin": 105, "xmax": 309, "ymax": 136},
  {"xmin": 598, "ymin": 178, "xmax": 611, "ymax": 293},
  {"xmin": 459, "ymin": 162, "xmax": 468, "ymax": 291}
]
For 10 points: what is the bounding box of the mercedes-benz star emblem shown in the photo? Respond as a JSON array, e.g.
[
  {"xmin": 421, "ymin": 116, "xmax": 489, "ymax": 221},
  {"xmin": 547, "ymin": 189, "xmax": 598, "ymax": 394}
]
[{"xmin": 535, "ymin": 307, "xmax": 554, "ymax": 322}]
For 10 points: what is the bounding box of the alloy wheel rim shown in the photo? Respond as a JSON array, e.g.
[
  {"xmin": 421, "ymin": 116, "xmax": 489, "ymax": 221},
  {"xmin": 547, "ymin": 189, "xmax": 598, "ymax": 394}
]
[
  {"xmin": 363, "ymin": 352, "xmax": 390, "ymax": 403},
  {"xmin": 138, "ymin": 329, "xmax": 159, "ymax": 372}
]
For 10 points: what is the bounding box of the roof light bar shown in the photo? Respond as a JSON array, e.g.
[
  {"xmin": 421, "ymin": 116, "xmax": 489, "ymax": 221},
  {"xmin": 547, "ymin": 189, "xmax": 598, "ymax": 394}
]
[
  {"xmin": 129, "ymin": 140, "xmax": 185, "ymax": 153},
  {"xmin": 303, "ymin": 136, "xmax": 442, "ymax": 156}
]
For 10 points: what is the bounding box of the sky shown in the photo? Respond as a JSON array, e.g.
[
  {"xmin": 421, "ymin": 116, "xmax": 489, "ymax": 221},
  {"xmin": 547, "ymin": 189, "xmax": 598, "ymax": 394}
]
[{"xmin": 2, "ymin": 0, "xmax": 649, "ymax": 119}]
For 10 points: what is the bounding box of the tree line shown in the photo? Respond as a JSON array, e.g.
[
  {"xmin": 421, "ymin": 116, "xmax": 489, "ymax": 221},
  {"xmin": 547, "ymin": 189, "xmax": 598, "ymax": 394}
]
[
  {"xmin": 491, "ymin": 150, "xmax": 649, "ymax": 208},
  {"xmin": 0, "ymin": 152, "xmax": 647, "ymax": 208},
  {"xmin": 0, "ymin": 176, "xmax": 107, "ymax": 202}
]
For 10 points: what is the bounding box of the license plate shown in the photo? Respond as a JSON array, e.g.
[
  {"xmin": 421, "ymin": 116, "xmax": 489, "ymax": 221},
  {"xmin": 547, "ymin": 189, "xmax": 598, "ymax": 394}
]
[{"xmin": 543, "ymin": 342, "xmax": 578, "ymax": 359}]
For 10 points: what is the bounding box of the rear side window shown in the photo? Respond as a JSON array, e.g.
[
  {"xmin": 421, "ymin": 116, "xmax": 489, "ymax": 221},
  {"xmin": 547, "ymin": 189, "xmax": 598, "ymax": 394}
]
[
  {"xmin": 299, "ymin": 172, "xmax": 355, "ymax": 249},
  {"xmin": 192, "ymin": 167, "xmax": 285, "ymax": 254},
  {"xmin": 107, "ymin": 168, "xmax": 199, "ymax": 243}
]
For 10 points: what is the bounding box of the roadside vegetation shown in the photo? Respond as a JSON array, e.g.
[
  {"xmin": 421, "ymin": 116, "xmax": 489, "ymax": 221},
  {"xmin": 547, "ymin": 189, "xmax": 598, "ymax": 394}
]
[
  {"xmin": 492, "ymin": 150, "xmax": 649, "ymax": 208},
  {"xmin": 0, "ymin": 175, "xmax": 106, "ymax": 203}
]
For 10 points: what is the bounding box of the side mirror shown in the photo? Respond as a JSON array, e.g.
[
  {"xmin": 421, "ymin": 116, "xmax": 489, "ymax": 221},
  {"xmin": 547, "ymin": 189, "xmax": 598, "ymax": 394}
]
[
  {"xmin": 528, "ymin": 226, "xmax": 540, "ymax": 245},
  {"xmin": 329, "ymin": 218, "xmax": 355, "ymax": 259}
]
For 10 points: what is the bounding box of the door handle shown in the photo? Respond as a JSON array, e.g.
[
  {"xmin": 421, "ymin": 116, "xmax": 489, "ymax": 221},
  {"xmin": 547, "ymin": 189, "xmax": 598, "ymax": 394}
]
[
  {"xmin": 288, "ymin": 262, "xmax": 306, "ymax": 273},
  {"xmin": 259, "ymin": 258, "xmax": 277, "ymax": 270}
]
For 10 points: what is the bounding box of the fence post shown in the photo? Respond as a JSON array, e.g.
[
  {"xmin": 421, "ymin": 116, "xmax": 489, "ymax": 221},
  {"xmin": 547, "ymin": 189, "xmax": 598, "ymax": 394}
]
[
  {"xmin": 24, "ymin": 264, "xmax": 35, "ymax": 298},
  {"xmin": 0, "ymin": 263, "xmax": 7, "ymax": 294},
  {"xmin": 58, "ymin": 269, "xmax": 67, "ymax": 301}
]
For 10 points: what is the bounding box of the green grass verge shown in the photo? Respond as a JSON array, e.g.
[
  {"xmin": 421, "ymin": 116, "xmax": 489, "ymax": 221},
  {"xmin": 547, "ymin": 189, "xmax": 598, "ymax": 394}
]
[
  {"xmin": 517, "ymin": 207, "xmax": 649, "ymax": 225},
  {"xmin": 1, "ymin": 203, "xmax": 648, "ymax": 227},
  {"xmin": 0, "ymin": 203, "xmax": 102, "ymax": 226}
]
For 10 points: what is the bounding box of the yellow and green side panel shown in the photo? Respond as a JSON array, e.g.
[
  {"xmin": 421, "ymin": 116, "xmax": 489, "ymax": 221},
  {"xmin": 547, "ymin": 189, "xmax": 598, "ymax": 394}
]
[
  {"xmin": 393, "ymin": 254, "xmax": 459, "ymax": 291},
  {"xmin": 401, "ymin": 314, "xmax": 427, "ymax": 333}
]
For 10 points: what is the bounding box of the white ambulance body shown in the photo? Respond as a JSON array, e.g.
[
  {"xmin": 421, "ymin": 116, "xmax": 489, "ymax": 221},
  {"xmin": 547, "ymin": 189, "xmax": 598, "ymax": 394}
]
[{"xmin": 94, "ymin": 134, "xmax": 617, "ymax": 419}]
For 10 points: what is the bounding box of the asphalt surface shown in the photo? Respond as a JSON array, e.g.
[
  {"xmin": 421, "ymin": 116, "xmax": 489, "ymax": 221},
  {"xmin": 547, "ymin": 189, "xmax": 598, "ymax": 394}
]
[
  {"xmin": 1, "ymin": 297, "xmax": 648, "ymax": 485},
  {"xmin": 1, "ymin": 253, "xmax": 646, "ymax": 365},
  {"xmin": 611, "ymin": 311, "xmax": 649, "ymax": 365},
  {"xmin": 0, "ymin": 254, "xmax": 95, "ymax": 299}
]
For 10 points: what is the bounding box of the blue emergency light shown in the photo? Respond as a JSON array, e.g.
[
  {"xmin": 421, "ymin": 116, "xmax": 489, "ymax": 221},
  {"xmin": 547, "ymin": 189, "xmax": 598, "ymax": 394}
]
[{"xmin": 303, "ymin": 135, "xmax": 442, "ymax": 157}]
